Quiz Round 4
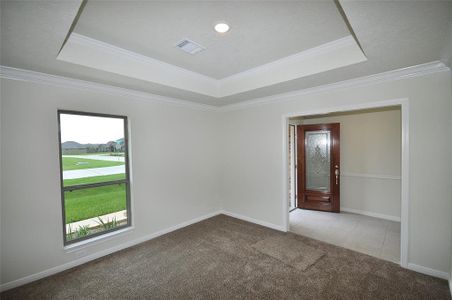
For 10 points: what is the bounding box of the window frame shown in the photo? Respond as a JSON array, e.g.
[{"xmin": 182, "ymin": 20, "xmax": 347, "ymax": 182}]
[{"xmin": 57, "ymin": 110, "xmax": 132, "ymax": 245}]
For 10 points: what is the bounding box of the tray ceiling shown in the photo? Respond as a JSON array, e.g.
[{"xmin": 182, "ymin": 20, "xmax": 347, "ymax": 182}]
[
  {"xmin": 1, "ymin": 0, "xmax": 451, "ymax": 106},
  {"xmin": 74, "ymin": 1, "xmax": 351, "ymax": 79}
]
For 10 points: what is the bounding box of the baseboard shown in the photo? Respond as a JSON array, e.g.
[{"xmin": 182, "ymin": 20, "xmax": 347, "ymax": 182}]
[
  {"xmin": 449, "ymin": 278, "xmax": 452, "ymax": 298},
  {"xmin": 0, "ymin": 210, "xmax": 222, "ymax": 292},
  {"xmin": 406, "ymin": 263, "xmax": 450, "ymax": 280},
  {"xmin": 341, "ymin": 207, "xmax": 401, "ymax": 222},
  {"xmin": 220, "ymin": 210, "xmax": 286, "ymax": 232},
  {"xmin": 1, "ymin": 209, "xmax": 448, "ymax": 292}
]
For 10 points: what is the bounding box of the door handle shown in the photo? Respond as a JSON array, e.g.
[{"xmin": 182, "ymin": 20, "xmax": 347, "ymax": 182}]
[{"xmin": 335, "ymin": 165, "xmax": 339, "ymax": 185}]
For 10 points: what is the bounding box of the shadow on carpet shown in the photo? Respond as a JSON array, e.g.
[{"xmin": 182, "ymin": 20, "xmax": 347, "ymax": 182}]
[{"xmin": 252, "ymin": 235, "xmax": 325, "ymax": 271}]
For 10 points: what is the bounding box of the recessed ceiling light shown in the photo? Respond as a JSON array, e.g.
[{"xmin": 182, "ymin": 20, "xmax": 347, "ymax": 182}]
[{"xmin": 214, "ymin": 23, "xmax": 230, "ymax": 33}]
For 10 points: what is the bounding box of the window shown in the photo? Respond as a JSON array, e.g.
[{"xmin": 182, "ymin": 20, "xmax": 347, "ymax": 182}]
[{"xmin": 58, "ymin": 110, "xmax": 131, "ymax": 245}]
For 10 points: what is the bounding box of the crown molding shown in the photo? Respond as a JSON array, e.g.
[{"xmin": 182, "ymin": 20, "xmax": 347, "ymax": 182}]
[
  {"xmin": 219, "ymin": 35, "xmax": 366, "ymax": 96},
  {"xmin": 58, "ymin": 33, "xmax": 220, "ymax": 97},
  {"xmin": 70, "ymin": 33, "xmax": 215, "ymax": 83},
  {"xmin": 0, "ymin": 66, "xmax": 217, "ymax": 111},
  {"xmin": 1, "ymin": 60, "xmax": 449, "ymax": 113},
  {"xmin": 58, "ymin": 33, "xmax": 365, "ymax": 97},
  {"xmin": 221, "ymin": 36, "xmax": 356, "ymax": 82},
  {"xmin": 219, "ymin": 61, "xmax": 450, "ymax": 112}
]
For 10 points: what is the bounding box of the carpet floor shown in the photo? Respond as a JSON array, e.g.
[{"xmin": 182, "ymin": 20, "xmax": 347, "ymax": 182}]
[{"xmin": 2, "ymin": 215, "xmax": 450, "ymax": 299}]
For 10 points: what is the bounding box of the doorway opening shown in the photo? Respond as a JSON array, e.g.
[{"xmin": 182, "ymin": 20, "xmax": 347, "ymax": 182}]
[{"xmin": 285, "ymin": 102, "xmax": 407, "ymax": 265}]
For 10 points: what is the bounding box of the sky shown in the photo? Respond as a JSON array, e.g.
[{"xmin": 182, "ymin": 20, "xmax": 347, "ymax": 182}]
[{"xmin": 60, "ymin": 113, "xmax": 124, "ymax": 144}]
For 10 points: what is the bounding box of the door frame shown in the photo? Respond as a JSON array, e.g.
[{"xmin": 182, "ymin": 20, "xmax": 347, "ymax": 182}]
[
  {"xmin": 288, "ymin": 124, "xmax": 297, "ymax": 211},
  {"xmin": 281, "ymin": 98, "xmax": 409, "ymax": 268}
]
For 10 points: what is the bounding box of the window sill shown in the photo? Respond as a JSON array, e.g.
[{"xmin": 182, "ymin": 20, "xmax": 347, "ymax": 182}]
[{"xmin": 63, "ymin": 226, "xmax": 134, "ymax": 253}]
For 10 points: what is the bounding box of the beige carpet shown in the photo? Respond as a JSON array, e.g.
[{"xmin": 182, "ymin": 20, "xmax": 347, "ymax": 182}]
[{"xmin": 2, "ymin": 215, "xmax": 450, "ymax": 299}]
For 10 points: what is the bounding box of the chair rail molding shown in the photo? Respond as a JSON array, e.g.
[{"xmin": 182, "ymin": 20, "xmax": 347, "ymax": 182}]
[{"xmin": 341, "ymin": 172, "xmax": 401, "ymax": 180}]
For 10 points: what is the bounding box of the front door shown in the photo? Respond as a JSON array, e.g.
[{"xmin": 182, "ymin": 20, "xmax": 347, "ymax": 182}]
[{"xmin": 297, "ymin": 123, "xmax": 340, "ymax": 212}]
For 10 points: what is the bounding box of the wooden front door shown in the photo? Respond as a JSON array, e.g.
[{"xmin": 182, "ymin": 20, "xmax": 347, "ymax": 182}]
[{"xmin": 297, "ymin": 123, "xmax": 340, "ymax": 212}]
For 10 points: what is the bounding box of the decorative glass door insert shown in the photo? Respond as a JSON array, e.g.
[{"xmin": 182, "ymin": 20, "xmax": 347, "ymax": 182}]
[{"xmin": 297, "ymin": 123, "xmax": 340, "ymax": 212}]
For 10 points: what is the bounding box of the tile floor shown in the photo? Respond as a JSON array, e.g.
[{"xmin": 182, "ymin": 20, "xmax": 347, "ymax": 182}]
[{"xmin": 289, "ymin": 209, "xmax": 401, "ymax": 263}]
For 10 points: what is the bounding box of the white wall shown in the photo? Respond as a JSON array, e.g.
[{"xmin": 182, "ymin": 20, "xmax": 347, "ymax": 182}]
[
  {"xmin": 0, "ymin": 78, "xmax": 221, "ymax": 286},
  {"xmin": 299, "ymin": 108, "xmax": 401, "ymax": 220},
  {"xmin": 1, "ymin": 68, "xmax": 452, "ymax": 288},
  {"xmin": 449, "ymin": 43, "xmax": 452, "ymax": 289},
  {"xmin": 220, "ymin": 70, "xmax": 452, "ymax": 275},
  {"xmin": 0, "ymin": 75, "xmax": 3, "ymax": 286},
  {"xmin": 448, "ymin": 39, "xmax": 452, "ymax": 290}
]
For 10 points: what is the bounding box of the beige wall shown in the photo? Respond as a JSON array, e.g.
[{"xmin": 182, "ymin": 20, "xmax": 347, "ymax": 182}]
[
  {"xmin": 0, "ymin": 79, "xmax": 221, "ymax": 286},
  {"xmin": 220, "ymin": 70, "xmax": 452, "ymax": 275},
  {"xmin": 448, "ymin": 68, "xmax": 452, "ymax": 288},
  {"xmin": 1, "ymin": 69, "xmax": 451, "ymax": 287},
  {"xmin": 0, "ymin": 76, "xmax": 2, "ymax": 286},
  {"xmin": 296, "ymin": 108, "xmax": 401, "ymax": 220}
]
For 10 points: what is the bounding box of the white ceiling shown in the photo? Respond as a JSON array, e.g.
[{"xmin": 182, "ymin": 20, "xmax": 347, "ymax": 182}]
[
  {"xmin": 74, "ymin": 1, "xmax": 350, "ymax": 79},
  {"xmin": 1, "ymin": 1, "xmax": 451, "ymax": 106}
]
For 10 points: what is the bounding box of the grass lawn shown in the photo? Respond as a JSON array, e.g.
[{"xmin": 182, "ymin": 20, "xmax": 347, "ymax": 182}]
[
  {"xmin": 64, "ymin": 173, "xmax": 126, "ymax": 186},
  {"xmin": 65, "ymin": 183, "xmax": 127, "ymax": 223},
  {"xmin": 62, "ymin": 157, "xmax": 124, "ymax": 171}
]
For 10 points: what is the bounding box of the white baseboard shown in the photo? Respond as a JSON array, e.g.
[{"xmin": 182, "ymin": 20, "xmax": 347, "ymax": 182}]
[
  {"xmin": 406, "ymin": 263, "xmax": 450, "ymax": 280},
  {"xmin": 220, "ymin": 210, "xmax": 286, "ymax": 232},
  {"xmin": 3, "ymin": 209, "xmax": 447, "ymax": 293},
  {"xmin": 449, "ymin": 278, "xmax": 452, "ymax": 298},
  {"xmin": 0, "ymin": 210, "xmax": 222, "ymax": 292},
  {"xmin": 341, "ymin": 207, "xmax": 401, "ymax": 222},
  {"xmin": 1, "ymin": 209, "xmax": 284, "ymax": 292}
]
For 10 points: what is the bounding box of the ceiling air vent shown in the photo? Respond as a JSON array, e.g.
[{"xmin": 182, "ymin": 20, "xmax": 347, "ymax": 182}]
[{"xmin": 175, "ymin": 39, "xmax": 206, "ymax": 55}]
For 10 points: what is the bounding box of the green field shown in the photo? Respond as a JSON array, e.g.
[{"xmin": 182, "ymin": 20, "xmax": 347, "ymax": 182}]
[
  {"xmin": 62, "ymin": 157, "xmax": 124, "ymax": 171},
  {"xmin": 65, "ymin": 183, "xmax": 127, "ymax": 223},
  {"xmin": 64, "ymin": 173, "xmax": 126, "ymax": 187},
  {"xmin": 63, "ymin": 156, "xmax": 127, "ymax": 224}
]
